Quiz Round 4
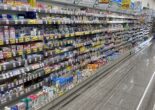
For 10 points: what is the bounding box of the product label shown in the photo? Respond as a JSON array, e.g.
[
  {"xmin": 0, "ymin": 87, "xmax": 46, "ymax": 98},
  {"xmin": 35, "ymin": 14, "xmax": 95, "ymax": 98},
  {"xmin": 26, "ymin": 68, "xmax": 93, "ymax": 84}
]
[
  {"xmin": 19, "ymin": 37, "xmax": 24, "ymax": 43},
  {"xmin": 10, "ymin": 38, "xmax": 16, "ymax": 44}
]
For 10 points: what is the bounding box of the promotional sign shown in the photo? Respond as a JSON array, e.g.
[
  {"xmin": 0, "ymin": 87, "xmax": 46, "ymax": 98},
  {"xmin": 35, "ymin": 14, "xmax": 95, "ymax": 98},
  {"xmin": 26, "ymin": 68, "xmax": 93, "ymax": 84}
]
[
  {"xmin": 99, "ymin": 0, "xmax": 109, "ymax": 4},
  {"xmin": 78, "ymin": 0, "xmax": 96, "ymax": 7},
  {"xmin": 134, "ymin": 1, "xmax": 142, "ymax": 12},
  {"xmin": 121, "ymin": 0, "xmax": 131, "ymax": 10},
  {"xmin": 130, "ymin": 2, "xmax": 134, "ymax": 9},
  {"xmin": 52, "ymin": 0, "xmax": 75, "ymax": 4},
  {"xmin": 109, "ymin": 0, "xmax": 122, "ymax": 11}
]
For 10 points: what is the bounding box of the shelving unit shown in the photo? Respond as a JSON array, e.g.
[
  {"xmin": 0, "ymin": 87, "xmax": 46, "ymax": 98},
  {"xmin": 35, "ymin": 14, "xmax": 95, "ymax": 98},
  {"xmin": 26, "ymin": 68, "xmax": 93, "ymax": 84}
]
[{"xmin": 0, "ymin": 1, "xmax": 152, "ymax": 110}]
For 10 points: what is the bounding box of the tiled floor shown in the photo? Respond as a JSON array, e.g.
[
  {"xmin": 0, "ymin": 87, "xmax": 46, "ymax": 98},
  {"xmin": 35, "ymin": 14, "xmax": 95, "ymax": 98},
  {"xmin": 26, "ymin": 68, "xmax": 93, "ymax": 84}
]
[{"xmin": 60, "ymin": 41, "xmax": 155, "ymax": 110}]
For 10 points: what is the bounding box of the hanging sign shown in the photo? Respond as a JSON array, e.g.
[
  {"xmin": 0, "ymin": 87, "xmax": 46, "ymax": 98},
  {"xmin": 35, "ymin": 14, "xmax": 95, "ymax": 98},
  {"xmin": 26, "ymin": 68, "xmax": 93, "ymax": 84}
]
[
  {"xmin": 99, "ymin": 0, "xmax": 109, "ymax": 4},
  {"xmin": 121, "ymin": 0, "xmax": 131, "ymax": 10},
  {"xmin": 111, "ymin": 0, "xmax": 122, "ymax": 4}
]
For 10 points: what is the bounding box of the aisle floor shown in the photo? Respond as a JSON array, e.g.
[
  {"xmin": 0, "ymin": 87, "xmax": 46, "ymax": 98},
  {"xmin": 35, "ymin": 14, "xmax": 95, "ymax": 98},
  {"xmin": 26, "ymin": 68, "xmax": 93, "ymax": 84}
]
[{"xmin": 60, "ymin": 41, "xmax": 155, "ymax": 110}]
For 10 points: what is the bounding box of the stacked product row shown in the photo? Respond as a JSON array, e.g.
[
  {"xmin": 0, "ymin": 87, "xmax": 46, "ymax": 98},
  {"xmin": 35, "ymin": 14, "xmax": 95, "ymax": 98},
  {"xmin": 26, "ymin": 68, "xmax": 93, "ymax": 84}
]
[{"xmin": 0, "ymin": 1, "xmax": 151, "ymax": 110}]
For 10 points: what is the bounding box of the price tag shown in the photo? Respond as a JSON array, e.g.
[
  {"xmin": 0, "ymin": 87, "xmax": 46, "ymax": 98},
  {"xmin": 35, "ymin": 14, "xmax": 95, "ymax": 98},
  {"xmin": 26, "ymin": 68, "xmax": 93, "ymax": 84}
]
[
  {"xmin": 18, "ymin": 50, "xmax": 23, "ymax": 56},
  {"xmin": 39, "ymin": 47, "xmax": 43, "ymax": 51},
  {"xmin": 48, "ymin": 20, "xmax": 52, "ymax": 24},
  {"xmin": 76, "ymin": 32, "xmax": 84, "ymax": 36},
  {"xmin": 9, "ymin": 38, "xmax": 16, "ymax": 44},
  {"xmin": 33, "ymin": 48, "xmax": 38, "ymax": 53},
  {"xmin": 0, "ymin": 40, "xmax": 4, "ymax": 45},
  {"xmin": 26, "ymin": 49, "xmax": 31, "ymax": 54},
  {"xmin": 19, "ymin": 37, "xmax": 24, "ymax": 43},
  {"xmin": 38, "ymin": 36, "xmax": 43, "ymax": 40},
  {"xmin": 31, "ymin": 36, "xmax": 38, "ymax": 41},
  {"xmin": 57, "ymin": 20, "xmax": 61, "ymax": 24},
  {"xmin": 85, "ymin": 31, "xmax": 90, "ymax": 35},
  {"xmin": 50, "ymin": 34, "xmax": 54, "ymax": 39},
  {"xmin": 58, "ymin": 34, "xmax": 61, "ymax": 38},
  {"xmin": 25, "ymin": 37, "xmax": 30, "ymax": 42},
  {"xmin": 65, "ymin": 34, "xmax": 70, "ymax": 37},
  {"xmin": 28, "ymin": 20, "xmax": 36, "ymax": 24}
]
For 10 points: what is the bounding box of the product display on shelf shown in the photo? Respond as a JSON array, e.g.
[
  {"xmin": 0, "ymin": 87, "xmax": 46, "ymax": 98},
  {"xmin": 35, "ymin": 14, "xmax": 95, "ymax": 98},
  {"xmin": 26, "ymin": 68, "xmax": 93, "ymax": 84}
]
[{"xmin": 0, "ymin": 0, "xmax": 152, "ymax": 110}]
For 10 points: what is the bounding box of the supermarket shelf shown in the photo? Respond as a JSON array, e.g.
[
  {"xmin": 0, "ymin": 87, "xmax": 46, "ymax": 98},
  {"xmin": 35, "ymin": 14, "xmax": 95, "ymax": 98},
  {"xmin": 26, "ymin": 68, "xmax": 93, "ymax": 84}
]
[
  {"xmin": 0, "ymin": 4, "xmax": 137, "ymax": 19},
  {"xmin": 0, "ymin": 38, "xmax": 130, "ymax": 108},
  {"xmin": 37, "ymin": 51, "xmax": 132, "ymax": 110},
  {"xmin": 0, "ymin": 19, "xmax": 138, "ymax": 25},
  {"xmin": 37, "ymin": 38, "xmax": 151, "ymax": 110},
  {"xmin": 0, "ymin": 28, "xmax": 126, "ymax": 47}
]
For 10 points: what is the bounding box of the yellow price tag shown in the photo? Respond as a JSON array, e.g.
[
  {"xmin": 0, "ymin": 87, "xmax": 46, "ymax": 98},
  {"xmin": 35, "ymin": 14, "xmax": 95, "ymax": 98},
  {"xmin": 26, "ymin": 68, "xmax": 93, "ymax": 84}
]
[
  {"xmin": 9, "ymin": 38, "xmax": 16, "ymax": 44},
  {"xmin": 50, "ymin": 34, "xmax": 54, "ymax": 39},
  {"xmin": 18, "ymin": 50, "xmax": 23, "ymax": 55},
  {"xmin": 45, "ymin": 68, "xmax": 51, "ymax": 74},
  {"xmin": 85, "ymin": 31, "xmax": 90, "ymax": 35},
  {"xmin": 75, "ymin": 32, "xmax": 83, "ymax": 36},
  {"xmin": 39, "ymin": 47, "xmax": 43, "ymax": 51},
  {"xmin": 48, "ymin": 20, "xmax": 52, "ymax": 24},
  {"xmin": 65, "ymin": 34, "xmax": 70, "ymax": 37},
  {"xmin": 38, "ymin": 36, "xmax": 43, "ymax": 40},
  {"xmin": 25, "ymin": 37, "xmax": 30, "ymax": 42},
  {"xmin": 58, "ymin": 34, "xmax": 61, "ymax": 38},
  {"xmin": 67, "ymin": 66, "xmax": 72, "ymax": 71},
  {"xmin": 26, "ymin": 49, "xmax": 31, "ymax": 54},
  {"xmin": 0, "ymin": 40, "xmax": 4, "ymax": 45},
  {"xmin": 31, "ymin": 36, "xmax": 38, "ymax": 41},
  {"xmin": 19, "ymin": 37, "xmax": 24, "ymax": 43},
  {"xmin": 33, "ymin": 48, "xmax": 38, "ymax": 53},
  {"xmin": 57, "ymin": 20, "xmax": 61, "ymax": 24},
  {"xmin": 28, "ymin": 20, "xmax": 36, "ymax": 24},
  {"xmin": 70, "ymin": 33, "xmax": 75, "ymax": 37}
]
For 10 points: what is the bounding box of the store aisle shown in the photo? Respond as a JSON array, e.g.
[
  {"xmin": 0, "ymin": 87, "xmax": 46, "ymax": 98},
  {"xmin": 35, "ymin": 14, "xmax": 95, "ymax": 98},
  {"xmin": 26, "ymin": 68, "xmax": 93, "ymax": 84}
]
[{"xmin": 59, "ymin": 41, "xmax": 155, "ymax": 110}]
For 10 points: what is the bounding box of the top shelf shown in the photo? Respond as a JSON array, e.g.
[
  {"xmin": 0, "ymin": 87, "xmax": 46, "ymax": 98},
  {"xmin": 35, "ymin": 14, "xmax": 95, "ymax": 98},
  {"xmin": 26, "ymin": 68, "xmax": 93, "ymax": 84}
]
[{"xmin": 0, "ymin": 4, "xmax": 137, "ymax": 19}]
